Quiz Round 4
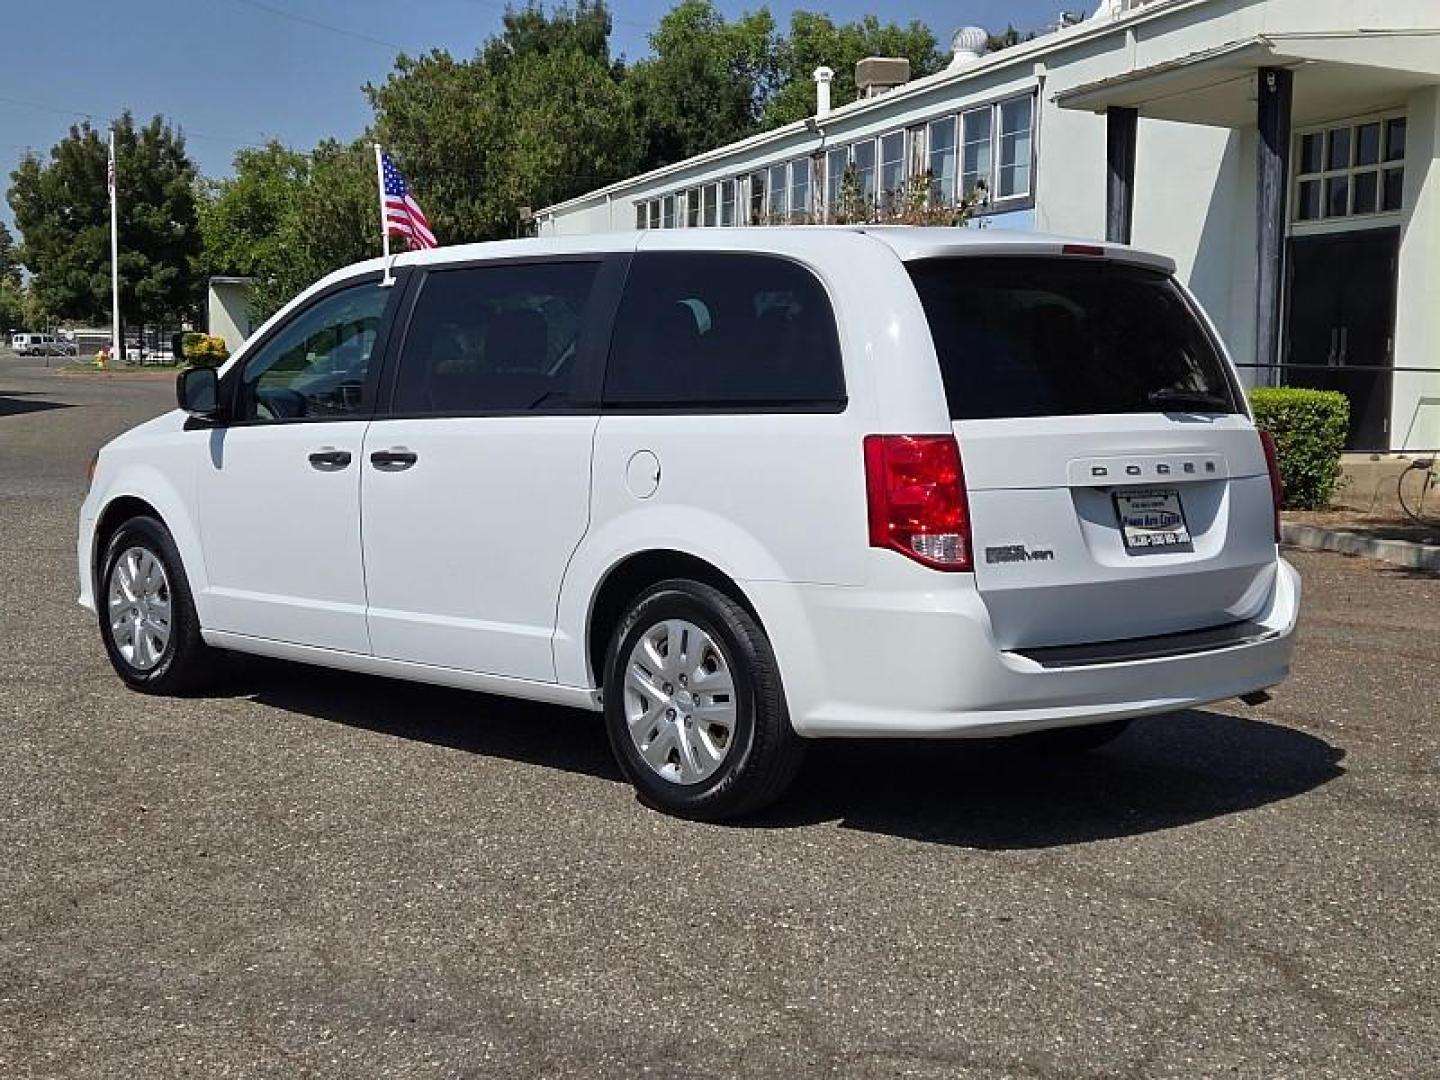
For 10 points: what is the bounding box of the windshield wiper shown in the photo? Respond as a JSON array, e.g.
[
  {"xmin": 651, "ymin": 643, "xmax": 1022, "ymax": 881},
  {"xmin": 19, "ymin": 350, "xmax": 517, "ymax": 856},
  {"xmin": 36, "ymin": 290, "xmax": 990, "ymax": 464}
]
[{"xmin": 1148, "ymin": 388, "xmax": 1232, "ymax": 413}]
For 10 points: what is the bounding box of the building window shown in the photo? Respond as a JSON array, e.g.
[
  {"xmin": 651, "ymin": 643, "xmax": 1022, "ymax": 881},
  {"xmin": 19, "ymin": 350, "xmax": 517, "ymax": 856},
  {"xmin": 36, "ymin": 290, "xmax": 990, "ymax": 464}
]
[
  {"xmin": 749, "ymin": 171, "xmax": 766, "ymax": 224},
  {"xmin": 960, "ymin": 107, "xmax": 992, "ymax": 200},
  {"xmin": 768, "ymin": 162, "xmax": 788, "ymax": 222},
  {"xmin": 662, "ymin": 194, "xmax": 676, "ymax": 229},
  {"xmin": 686, "ymin": 189, "xmax": 701, "ymax": 228},
  {"xmin": 1295, "ymin": 114, "xmax": 1406, "ymax": 223},
  {"xmin": 879, "ymin": 131, "xmax": 905, "ymax": 208},
  {"xmin": 997, "ymin": 96, "xmax": 1033, "ymax": 199},
  {"xmin": 702, "ymin": 185, "xmax": 718, "ymax": 227},
  {"xmin": 790, "ymin": 159, "xmax": 810, "ymax": 222},
  {"xmin": 635, "ymin": 203, "xmax": 647, "ymax": 230},
  {"xmin": 907, "ymin": 125, "xmax": 927, "ymax": 180},
  {"xmin": 852, "ymin": 139, "xmax": 877, "ymax": 208},
  {"xmin": 648, "ymin": 201, "xmax": 661, "ymax": 229},
  {"xmin": 825, "ymin": 146, "xmax": 848, "ymax": 221},
  {"xmin": 928, "ymin": 116, "xmax": 957, "ymax": 206},
  {"xmin": 720, "ymin": 179, "xmax": 736, "ymax": 226}
]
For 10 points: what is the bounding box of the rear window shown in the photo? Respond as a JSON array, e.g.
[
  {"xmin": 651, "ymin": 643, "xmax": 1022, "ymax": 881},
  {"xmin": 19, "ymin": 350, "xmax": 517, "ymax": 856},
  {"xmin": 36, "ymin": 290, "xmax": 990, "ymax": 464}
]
[
  {"xmin": 604, "ymin": 252, "xmax": 845, "ymax": 410},
  {"xmin": 907, "ymin": 257, "xmax": 1240, "ymax": 420}
]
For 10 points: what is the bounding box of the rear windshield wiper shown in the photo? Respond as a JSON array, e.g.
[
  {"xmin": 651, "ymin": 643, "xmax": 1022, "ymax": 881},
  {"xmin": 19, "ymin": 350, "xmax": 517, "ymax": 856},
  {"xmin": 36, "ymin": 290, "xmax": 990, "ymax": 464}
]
[{"xmin": 1148, "ymin": 388, "xmax": 1232, "ymax": 413}]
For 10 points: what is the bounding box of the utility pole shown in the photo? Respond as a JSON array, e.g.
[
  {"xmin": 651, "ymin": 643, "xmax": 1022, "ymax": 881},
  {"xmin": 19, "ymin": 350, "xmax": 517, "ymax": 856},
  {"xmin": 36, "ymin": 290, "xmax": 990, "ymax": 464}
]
[{"xmin": 109, "ymin": 129, "xmax": 121, "ymax": 365}]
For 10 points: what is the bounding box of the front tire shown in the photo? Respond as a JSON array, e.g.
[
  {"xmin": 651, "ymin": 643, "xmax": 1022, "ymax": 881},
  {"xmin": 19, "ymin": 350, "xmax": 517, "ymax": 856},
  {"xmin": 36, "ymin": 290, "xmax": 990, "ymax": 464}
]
[
  {"xmin": 603, "ymin": 579, "xmax": 804, "ymax": 820},
  {"xmin": 98, "ymin": 515, "xmax": 216, "ymax": 695}
]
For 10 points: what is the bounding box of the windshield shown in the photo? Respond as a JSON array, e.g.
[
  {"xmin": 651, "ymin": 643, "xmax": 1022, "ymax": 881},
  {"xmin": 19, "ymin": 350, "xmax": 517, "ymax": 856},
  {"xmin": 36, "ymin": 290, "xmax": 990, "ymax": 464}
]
[{"xmin": 907, "ymin": 256, "xmax": 1241, "ymax": 421}]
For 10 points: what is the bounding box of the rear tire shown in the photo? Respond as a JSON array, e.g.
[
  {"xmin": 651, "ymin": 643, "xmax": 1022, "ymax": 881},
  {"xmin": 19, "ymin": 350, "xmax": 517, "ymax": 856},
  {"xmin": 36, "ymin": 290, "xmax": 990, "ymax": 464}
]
[
  {"xmin": 603, "ymin": 579, "xmax": 804, "ymax": 820},
  {"xmin": 98, "ymin": 515, "xmax": 217, "ymax": 695}
]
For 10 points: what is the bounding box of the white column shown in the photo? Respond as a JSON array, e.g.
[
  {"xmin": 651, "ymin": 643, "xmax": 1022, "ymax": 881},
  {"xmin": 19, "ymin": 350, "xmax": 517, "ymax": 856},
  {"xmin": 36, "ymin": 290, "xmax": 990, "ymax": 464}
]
[{"xmin": 1391, "ymin": 85, "xmax": 1440, "ymax": 453}]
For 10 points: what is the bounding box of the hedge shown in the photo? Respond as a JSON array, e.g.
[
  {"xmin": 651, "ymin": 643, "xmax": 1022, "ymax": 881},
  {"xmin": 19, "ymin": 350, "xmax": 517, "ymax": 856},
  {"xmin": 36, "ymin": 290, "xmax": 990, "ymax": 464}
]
[
  {"xmin": 181, "ymin": 332, "xmax": 229, "ymax": 367},
  {"xmin": 1248, "ymin": 387, "xmax": 1349, "ymax": 509}
]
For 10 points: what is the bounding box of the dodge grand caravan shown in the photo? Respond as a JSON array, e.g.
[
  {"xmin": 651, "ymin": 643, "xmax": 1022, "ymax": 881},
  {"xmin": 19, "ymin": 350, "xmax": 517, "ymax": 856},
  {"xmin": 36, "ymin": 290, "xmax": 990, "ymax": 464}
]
[{"xmin": 79, "ymin": 228, "xmax": 1299, "ymax": 819}]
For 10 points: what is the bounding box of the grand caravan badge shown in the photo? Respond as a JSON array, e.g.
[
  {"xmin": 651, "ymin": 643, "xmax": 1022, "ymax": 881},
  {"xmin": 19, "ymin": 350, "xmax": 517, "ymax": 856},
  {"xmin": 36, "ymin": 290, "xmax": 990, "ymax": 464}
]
[{"xmin": 985, "ymin": 544, "xmax": 1056, "ymax": 565}]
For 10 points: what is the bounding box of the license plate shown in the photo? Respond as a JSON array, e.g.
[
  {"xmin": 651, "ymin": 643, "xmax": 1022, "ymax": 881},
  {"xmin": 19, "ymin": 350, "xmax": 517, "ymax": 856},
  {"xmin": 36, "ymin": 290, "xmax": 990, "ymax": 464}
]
[{"xmin": 1114, "ymin": 489, "xmax": 1193, "ymax": 554}]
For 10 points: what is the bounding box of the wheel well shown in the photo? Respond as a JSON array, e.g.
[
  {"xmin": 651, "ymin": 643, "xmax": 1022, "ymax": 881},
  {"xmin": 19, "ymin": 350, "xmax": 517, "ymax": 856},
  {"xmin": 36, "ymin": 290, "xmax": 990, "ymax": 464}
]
[
  {"xmin": 92, "ymin": 496, "xmax": 163, "ymax": 587},
  {"xmin": 587, "ymin": 550, "xmax": 761, "ymax": 688}
]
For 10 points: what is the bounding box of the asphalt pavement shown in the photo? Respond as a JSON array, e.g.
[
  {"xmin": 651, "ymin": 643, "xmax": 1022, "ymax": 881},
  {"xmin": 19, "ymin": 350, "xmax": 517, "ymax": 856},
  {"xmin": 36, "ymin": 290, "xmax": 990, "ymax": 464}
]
[{"xmin": 1, "ymin": 350, "xmax": 1436, "ymax": 1078}]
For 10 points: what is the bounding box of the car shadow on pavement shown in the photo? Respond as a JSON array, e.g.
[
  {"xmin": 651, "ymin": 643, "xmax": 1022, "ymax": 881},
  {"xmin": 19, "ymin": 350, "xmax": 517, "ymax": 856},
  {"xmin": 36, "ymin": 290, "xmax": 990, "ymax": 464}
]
[
  {"xmin": 221, "ymin": 656, "xmax": 626, "ymax": 783},
  {"xmin": 217, "ymin": 657, "xmax": 1343, "ymax": 850},
  {"xmin": 0, "ymin": 394, "xmax": 72, "ymax": 418},
  {"xmin": 759, "ymin": 711, "xmax": 1346, "ymax": 849}
]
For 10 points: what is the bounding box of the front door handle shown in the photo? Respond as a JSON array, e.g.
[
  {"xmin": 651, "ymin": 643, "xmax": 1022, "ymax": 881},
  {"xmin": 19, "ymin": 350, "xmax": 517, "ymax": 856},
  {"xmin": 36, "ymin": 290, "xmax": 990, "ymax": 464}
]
[
  {"xmin": 370, "ymin": 447, "xmax": 418, "ymax": 472},
  {"xmin": 308, "ymin": 447, "xmax": 352, "ymax": 470}
]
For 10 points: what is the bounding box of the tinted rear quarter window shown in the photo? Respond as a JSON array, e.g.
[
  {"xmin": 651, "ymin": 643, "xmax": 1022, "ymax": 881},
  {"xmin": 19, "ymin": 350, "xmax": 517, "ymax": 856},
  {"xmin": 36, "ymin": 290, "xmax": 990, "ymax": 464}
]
[
  {"xmin": 605, "ymin": 252, "xmax": 845, "ymax": 409},
  {"xmin": 393, "ymin": 261, "xmax": 600, "ymax": 414},
  {"xmin": 907, "ymin": 257, "xmax": 1239, "ymax": 420}
]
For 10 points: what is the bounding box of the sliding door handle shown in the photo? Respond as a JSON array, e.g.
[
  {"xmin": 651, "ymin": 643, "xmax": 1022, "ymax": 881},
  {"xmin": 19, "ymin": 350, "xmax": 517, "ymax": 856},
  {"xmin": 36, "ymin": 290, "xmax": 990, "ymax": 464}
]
[
  {"xmin": 370, "ymin": 447, "xmax": 418, "ymax": 472},
  {"xmin": 307, "ymin": 448, "xmax": 352, "ymax": 470}
]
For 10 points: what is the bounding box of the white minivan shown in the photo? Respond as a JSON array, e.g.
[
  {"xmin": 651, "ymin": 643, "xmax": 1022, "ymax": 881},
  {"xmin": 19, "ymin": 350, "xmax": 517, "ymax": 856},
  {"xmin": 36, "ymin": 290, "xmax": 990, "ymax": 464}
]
[{"xmin": 79, "ymin": 228, "xmax": 1299, "ymax": 819}]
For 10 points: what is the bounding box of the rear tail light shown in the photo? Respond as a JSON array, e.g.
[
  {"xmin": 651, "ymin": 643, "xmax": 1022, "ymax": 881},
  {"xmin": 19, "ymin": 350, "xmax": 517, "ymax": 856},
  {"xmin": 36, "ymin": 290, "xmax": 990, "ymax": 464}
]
[
  {"xmin": 863, "ymin": 434, "xmax": 972, "ymax": 571},
  {"xmin": 1259, "ymin": 429, "xmax": 1284, "ymax": 542}
]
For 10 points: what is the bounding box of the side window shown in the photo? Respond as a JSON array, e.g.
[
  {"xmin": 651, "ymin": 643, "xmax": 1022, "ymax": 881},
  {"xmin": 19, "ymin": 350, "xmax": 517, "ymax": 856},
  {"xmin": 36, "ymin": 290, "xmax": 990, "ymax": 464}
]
[
  {"xmin": 391, "ymin": 261, "xmax": 601, "ymax": 415},
  {"xmin": 240, "ymin": 281, "xmax": 389, "ymax": 422},
  {"xmin": 603, "ymin": 253, "xmax": 845, "ymax": 409}
]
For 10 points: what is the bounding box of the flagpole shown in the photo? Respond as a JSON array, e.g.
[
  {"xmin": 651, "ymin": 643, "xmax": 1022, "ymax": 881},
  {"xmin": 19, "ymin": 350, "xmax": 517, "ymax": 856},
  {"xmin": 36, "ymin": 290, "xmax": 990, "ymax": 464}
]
[
  {"xmin": 109, "ymin": 129, "xmax": 121, "ymax": 364},
  {"xmin": 374, "ymin": 143, "xmax": 395, "ymax": 287}
]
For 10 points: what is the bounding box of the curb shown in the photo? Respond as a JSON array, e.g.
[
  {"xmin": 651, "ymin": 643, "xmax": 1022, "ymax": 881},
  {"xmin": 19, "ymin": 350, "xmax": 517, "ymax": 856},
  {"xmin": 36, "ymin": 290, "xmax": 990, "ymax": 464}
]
[{"xmin": 1281, "ymin": 522, "xmax": 1440, "ymax": 573}]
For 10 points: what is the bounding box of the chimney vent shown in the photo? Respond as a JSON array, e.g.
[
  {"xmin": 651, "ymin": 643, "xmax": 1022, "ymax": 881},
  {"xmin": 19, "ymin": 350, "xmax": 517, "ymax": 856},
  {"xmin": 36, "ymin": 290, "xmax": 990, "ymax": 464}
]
[{"xmin": 813, "ymin": 66, "xmax": 835, "ymax": 118}]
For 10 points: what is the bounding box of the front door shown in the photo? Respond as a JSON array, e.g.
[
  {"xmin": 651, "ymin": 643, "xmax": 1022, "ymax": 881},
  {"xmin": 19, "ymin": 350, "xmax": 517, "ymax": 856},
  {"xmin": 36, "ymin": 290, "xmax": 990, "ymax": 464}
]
[
  {"xmin": 361, "ymin": 259, "xmax": 610, "ymax": 681},
  {"xmin": 198, "ymin": 277, "xmax": 396, "ymax": 654},
  {"xmin": 1285, "ymin": 229, "xmax": 1398, "ymax": 452}
]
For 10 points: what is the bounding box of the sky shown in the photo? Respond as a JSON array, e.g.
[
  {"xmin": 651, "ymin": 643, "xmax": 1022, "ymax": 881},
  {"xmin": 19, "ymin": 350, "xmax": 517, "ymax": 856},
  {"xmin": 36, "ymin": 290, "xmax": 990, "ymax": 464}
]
[{"xmin": 2, "ymin": 0, "xmax": 1073, "ymax": 229}]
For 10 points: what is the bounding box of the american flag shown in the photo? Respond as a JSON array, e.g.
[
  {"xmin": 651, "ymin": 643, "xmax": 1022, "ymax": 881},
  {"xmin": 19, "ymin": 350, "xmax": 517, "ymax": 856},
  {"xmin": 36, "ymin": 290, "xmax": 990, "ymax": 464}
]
[{"xmin": 380, "ymin": 151, "xmax": 437, "ymax": 250}]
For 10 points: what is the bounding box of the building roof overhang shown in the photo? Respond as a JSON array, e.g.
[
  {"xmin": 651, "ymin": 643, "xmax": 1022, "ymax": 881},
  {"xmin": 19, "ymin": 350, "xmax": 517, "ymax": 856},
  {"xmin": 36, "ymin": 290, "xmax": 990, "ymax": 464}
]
[{"xmin": 1054, "ymin": 30, "xmax": 1440, "ymax": 127}]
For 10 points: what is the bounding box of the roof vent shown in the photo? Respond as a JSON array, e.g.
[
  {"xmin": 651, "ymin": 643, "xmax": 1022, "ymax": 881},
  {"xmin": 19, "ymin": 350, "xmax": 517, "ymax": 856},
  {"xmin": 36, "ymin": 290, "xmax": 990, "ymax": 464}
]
[
  {"xmin": 855, "ymin": 56, "xmax": 911, "ymax": 99},
  {"xmin": 949, "ymin": 26, "xmax": 989, "ymax": 67}
]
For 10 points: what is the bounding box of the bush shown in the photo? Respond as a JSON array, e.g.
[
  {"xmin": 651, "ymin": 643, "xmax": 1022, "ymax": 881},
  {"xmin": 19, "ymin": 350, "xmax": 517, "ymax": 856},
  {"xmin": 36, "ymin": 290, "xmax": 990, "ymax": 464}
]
[
  {"xmin": 182, "ymin": 333, "xmax": 229, "ymax": 367},
  {"xmin": 1248, "ymin": 387, "xmax": 1349, "ymax": 509}
]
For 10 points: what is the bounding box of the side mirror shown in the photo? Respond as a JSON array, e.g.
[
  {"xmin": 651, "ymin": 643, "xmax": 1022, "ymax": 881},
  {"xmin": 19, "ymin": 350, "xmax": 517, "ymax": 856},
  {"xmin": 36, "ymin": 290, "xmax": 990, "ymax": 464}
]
[{"xmin": 177, "ymin": 366, "xmax": 221, "ymax": 419}]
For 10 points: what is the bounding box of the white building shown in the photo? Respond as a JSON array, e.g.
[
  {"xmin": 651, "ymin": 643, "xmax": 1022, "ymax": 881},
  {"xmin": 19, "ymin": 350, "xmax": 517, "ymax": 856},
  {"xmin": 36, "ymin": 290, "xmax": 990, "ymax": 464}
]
[
  {"xmin": 206, "ymin": 276, "xmax": 255, "ymax": 357},
  {"xmin": 537, "ymin": 0, "xmax": 1440, "ymax": 454}
]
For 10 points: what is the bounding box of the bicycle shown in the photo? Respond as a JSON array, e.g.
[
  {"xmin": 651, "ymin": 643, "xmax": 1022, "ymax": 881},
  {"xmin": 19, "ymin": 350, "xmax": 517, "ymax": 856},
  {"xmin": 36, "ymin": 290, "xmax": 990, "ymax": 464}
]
[{"xmin": 1397, "ymin": 457, "xmax": 1439, "ymax": 525}]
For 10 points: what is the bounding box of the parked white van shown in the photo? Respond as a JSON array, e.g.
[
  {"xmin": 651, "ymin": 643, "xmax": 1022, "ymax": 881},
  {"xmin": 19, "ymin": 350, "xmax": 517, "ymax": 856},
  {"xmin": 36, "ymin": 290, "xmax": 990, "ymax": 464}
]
[{"xmin": 79, "ymin": 229, "xmax": 1299, "ymax": 818}]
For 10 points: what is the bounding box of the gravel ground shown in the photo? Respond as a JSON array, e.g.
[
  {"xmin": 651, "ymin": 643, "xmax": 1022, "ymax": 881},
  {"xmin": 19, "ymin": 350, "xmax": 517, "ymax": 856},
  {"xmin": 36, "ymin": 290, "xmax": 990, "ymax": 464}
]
[{"xmin": 2, "ymin": 350, "xmax": 1437, "ymax": 1078}]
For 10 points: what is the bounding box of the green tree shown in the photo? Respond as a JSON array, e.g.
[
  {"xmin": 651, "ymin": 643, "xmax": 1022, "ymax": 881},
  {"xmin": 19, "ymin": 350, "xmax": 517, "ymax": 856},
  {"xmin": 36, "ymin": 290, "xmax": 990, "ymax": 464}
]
[
  {"xmin": 626, "ymin": 0, "xmax": 778, "ymax": 167},
  {"xmin": 196, "ymin": 141, "xmax": 308, "ymax": 283},
  {"xmin": 763, "ymin": 13, "xmax": 943, "ymax": 128},
  {"xmin": 985, "ymin": 26, "xmax": 1033, "ymax": 52},
  {"xmin": 0, "ymin": 280, "xmax": 24, "ymax": 334},
  {"xmin": 266, "ymin": 138, "xmax": 380, "ymax": 316},
  {"xmin": 198, "ymin": 138, "xmax": 380, "ymax": 322},
  {"xmin": 0, "ymin": 219, "xmax": 21, "ymax": 285},
  {"xmin": 7, "ymin": 113, "xmax": 200, "ymax": 332},
  {"xmin": 367, "ymin": 1, "xmax": 640, "ymax": 242}
]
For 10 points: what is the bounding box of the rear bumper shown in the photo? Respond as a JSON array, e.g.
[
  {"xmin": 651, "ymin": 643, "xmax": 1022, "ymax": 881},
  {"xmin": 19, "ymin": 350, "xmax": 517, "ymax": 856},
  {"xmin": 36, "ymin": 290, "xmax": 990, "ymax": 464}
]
[{"xmin": 746, "ymin": 554, "xmax": 1300, "ymax": 739}]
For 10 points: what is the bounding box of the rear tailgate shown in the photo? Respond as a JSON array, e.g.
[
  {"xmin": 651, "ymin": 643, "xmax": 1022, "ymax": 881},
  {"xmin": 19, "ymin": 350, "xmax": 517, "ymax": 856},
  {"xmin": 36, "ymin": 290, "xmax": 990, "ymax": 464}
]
[{"xmin": 908, "ymin": 252, "xmax": 1278, "ymax": 651}]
